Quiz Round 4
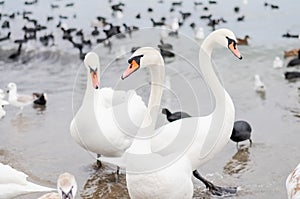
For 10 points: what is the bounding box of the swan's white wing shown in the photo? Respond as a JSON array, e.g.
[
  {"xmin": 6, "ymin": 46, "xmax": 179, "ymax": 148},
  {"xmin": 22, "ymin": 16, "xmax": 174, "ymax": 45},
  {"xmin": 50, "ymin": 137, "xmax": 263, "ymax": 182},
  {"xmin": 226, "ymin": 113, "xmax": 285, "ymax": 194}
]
[
  {"xmin": 0, "ymin": 163, "xmax": 28, "ymax": 185},
  {"xmin": 98, "ymin": 87, "xmax": 127, "ymax": 108}
]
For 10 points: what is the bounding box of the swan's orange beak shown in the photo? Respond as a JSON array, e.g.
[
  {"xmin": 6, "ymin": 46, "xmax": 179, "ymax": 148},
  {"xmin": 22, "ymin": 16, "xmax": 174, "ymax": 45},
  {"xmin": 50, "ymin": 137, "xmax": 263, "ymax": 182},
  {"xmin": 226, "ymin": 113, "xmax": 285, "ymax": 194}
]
[
  {"xmin": 229, "ymin": 42, "xmax": 242, "ymax": 59},
  {"xmin": 121, "ymin": 60, "xmax": 140, "ymax": 80},
  {"xmin": 91, "ymin": 70, "xmax": 100, "ymax": 89}
]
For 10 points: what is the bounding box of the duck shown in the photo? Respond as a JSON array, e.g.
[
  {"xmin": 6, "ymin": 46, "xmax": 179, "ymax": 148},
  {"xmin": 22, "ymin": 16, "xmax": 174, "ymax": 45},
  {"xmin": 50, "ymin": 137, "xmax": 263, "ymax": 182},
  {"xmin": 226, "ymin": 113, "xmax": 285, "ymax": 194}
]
[
  {"xmin": 37, "ymin": 173, "xmax": 77, "ymax": 199},
  {"xmin": 285, "ymin": 71, "xmax": 300, "ymax": 80},
  {"xmin": 100, "ymin": 29, "xmax": 242, "ymax": 196},
  {"xmin": 287, "ymin": 50, "xmax": 300, "ymax": 67},
  {"xmin": 32, "ymin": 93, "xmax": 47, "ymax": 106},
  {"xmin": 0, "ymin": 99, "xmax": 9, "ymax": 119},
  {"xmin": 70, "ymin": 52, "xmax": 146, "ymax": 164},
  {"xmin": 286, "ymin": 163, "xmax": 300, "ymax": 199},
  {"xmin": 237, "ymin": 35, "xmax": 250, "ymax": 45},
  {"xmin": 284, "ymin": 48, "xmax": 299, "ymax": 59},
  {"xmin": 161, "ymin": 108, "xmax": 191, "ymax": 122},
  {"xmin": 254, "ymin": 74, "xmax": 266, "ymax": 93},
  {"xmin": 230, "ymin": 120, "xmax": 252, "ymax": 147},
  {"xmin": 273, "ymin": 56, "xmax": 283, "ymax": 68},
  {"xmin": 0, "ymin": 162, "xmax": 55, "ymax": 198}
]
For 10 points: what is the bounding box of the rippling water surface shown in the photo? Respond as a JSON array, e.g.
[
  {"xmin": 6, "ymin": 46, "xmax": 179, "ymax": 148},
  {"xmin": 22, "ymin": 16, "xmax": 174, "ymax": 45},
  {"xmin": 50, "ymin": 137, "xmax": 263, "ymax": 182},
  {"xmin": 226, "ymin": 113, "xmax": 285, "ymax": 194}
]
[{"xmin": 0, "ymin": 0, "xmax": 300, "ymax": 198}]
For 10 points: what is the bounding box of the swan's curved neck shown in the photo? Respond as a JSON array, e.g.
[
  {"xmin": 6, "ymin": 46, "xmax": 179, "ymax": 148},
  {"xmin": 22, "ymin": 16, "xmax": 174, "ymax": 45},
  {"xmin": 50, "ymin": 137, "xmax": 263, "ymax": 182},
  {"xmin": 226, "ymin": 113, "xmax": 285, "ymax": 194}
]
[
  {"xmin": 128, "ymin": 57, "xmax": 165, "ymax": 154},
  {"xmin": 83, "ymin": 70, "xmax": 96, "ymax": 106},
  {"xmin": 200, "ymin": 37, "xmax": 230, "ymax": 114}
]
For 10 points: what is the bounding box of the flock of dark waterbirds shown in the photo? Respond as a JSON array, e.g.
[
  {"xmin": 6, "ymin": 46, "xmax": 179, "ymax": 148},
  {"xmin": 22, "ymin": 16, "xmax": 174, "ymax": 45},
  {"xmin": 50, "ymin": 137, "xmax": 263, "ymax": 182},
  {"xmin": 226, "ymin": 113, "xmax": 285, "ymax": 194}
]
[
  {"xmin": 0, "ymin": 0, "xmax": 293, "ymax": 64},
  {"xmin": 0, "ymin": 0, "xmax": 300, "ymax": 198}
]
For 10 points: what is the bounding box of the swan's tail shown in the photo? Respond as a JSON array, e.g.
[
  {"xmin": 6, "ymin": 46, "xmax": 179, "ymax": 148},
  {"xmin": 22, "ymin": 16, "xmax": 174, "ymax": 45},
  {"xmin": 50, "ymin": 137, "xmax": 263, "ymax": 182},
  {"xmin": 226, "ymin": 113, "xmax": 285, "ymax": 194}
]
[{"xmin": 25, "ymin": 181, "xmax": 55, "ymax": 193}]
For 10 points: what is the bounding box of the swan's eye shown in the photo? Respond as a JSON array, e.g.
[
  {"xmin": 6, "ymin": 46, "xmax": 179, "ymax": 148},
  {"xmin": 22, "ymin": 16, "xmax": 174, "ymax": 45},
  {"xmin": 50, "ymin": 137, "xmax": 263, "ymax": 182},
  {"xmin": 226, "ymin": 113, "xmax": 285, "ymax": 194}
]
[
  {"xmin": 127, "ymin": 54, "xmax": 144, "ymax": 65},
  {"xmin": 226, "ymin": 36, "xmax": 237, "ymax": 49}
]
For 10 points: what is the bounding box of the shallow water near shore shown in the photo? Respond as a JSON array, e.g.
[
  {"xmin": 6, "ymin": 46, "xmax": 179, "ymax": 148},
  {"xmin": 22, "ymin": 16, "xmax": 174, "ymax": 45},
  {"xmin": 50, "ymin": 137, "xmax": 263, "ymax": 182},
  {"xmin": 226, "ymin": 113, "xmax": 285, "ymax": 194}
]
[{"xmin": 0, "ymin": 0, "xmax": 300, "ymax": 198}]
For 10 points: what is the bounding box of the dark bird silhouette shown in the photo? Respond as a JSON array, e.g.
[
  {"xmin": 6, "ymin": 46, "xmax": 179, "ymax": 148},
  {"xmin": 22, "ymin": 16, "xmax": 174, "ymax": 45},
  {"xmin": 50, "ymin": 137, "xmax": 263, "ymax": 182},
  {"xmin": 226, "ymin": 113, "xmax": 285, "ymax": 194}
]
[
  {"xmin": 234, "ymin": 6, "xmax": 240, "ymax": 13},
  {"xmin": 150, "ymin": 18, "xmax": 165, "ymax": 26},
  {"xmin": 270, "ymin": 4, "xmax": 279, "ymax": 9},
  {"xmin": 194, "ymin": 1, "xmax": 203, "ymax": 6},
  {"xmin": 91, "ymin": 26, "xmax": 99, "ymax": 36},
  {"xmin": 287, "ymin": 50, "xmax": 300, "ymax": 67},
  {"xmin": 158, "ymin": 39, "xmax": 173, "ymax": 50},
  {"xmin": 1, "ymin": 20, "xmax": 10, "ymax": 29},
  {"xmin": 51, "ymin": 4, "xmax": 59, "ymax": 9},
  {"xmin": 59, "ymin": 15, "xmax": 68, "ymax": 20},
  {"xmin": 8, "ymin": 43, "xmax": 22, "ymax": 59},
  {"xmin": 0, "ymin": 32, "xmax": 11, "ymax": 42},
  {"xmin": 103, "ymin": 23, "xmax": 121, "ymax": 38},
  {"xmin": 200, "ymin": 14, "xmax": 212, "ymax": 19},
  {"xmin": 179, "ymin": 11, "xmax": 191, "ymax": 20},
  {"xmin": 111, "ymin": 3, "xmax": 124, "ymax": 12},
  {"xmin": 32, "ymin": 93, "xmax": 47, "ymax": 105},
  {"xmin": 285, "ymin": 71, "xmax": 300, "ymax": 80},
  {"xmin": 65, "ymin": 3, "xmax": 74, "ymax": 7},
  {"xmin": 24, "ymin": 0, "xmax": 38, "ymax": 5},
  {"xmin": 203, "ymin": 6, "xmax": 209, "ymax": 11},
  {"xmin": 148, "ymin": 7, "xmax": 153, "ymax": 12},
  {"xmin": 47, "ymin": 16, "xmax": 54, "ymax": 21},
  {"xmin": 237, "ymin": 15, "xmax": 245, "ymax": 22},
  {"xmin": 230, "ymin": 120, "xmax": 252, "ymax": 147},
  {"xmin": 209, "ymin": 0, "xmax": 217, "ymax": 4},
  {"xmin": 135, "ymin": 13, "xmax": 141, "ymax": 19},
  {"xmin": 162, "ymin": 108, "xmax": 190, "ymax": 122},
  {"xmin": 282, "ymin": 32, "xmax": 299, "ymax": 38},
  {"xmin": 172, "ymin": 1, "xmax": 182, "ymax": 6}
]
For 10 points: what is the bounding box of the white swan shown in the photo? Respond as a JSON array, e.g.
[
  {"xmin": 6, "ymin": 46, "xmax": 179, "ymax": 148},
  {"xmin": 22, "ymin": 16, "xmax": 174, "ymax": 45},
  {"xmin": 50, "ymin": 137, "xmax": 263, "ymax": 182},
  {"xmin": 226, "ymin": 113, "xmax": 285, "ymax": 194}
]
[
  {"xmin": 70, "ymin": 52, "xmax": 146, "ymax": 158},
  {"xmin": 121, "ymin": 47, "xmax": 194, "ymax": 199},
  {"xmin": 286, "ymin": 163, "xmax": 300, "ymax": 199},
  {"xmin": 0, "ymin": 99, "xmax": 9, "ymax": 119},
  {"xmin": 38, "ymin": 172, "xmax": 77, "ymax": 199},
  {"xmin": 100, "ymin": 28, "xmax": 242, "ymax": 172},
  {"xmin": 0, "ymin": 162, "xmax": 55, "ymax": 198}
]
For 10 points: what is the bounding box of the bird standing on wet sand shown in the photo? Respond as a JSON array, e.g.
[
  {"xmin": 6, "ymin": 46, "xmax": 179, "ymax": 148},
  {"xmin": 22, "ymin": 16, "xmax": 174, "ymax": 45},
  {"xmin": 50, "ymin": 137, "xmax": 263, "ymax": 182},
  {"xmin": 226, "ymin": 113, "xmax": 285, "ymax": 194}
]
[
  {"xmin": 230, "ymin": 120, "xmax": 252, "ymax": 147},
  {"xmin": 38, "ymin": 173, "xmax": 77, "ymax": 199}
]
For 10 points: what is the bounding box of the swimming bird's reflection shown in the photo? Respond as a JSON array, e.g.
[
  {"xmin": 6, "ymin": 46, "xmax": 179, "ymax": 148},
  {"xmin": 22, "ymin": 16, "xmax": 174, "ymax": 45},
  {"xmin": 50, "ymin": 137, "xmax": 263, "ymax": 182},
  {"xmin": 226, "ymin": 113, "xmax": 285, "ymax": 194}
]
[
  {"xmin": 81, "ymin": 164, "xmax": 129, "ymax": 199},
  {"xmin": 223, "ymin": 147, "xmax": 251, "ymax": 176}
]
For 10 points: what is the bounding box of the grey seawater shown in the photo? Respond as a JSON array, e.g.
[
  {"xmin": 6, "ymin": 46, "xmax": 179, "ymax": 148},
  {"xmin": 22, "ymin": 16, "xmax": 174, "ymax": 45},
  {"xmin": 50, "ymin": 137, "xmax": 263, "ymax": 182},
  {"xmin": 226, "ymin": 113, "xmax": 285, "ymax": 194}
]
[{"xmin": 0, "ymin": 0, "xmax": 300, "ymax": 198}]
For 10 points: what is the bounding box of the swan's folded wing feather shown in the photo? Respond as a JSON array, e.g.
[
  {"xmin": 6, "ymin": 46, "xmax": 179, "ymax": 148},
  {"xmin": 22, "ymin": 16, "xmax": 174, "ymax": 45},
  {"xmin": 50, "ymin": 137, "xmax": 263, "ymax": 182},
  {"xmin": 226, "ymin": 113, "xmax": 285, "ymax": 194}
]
[{"xmin": 0, "ymin": 163, "xmax": 28, "ymax": 185}]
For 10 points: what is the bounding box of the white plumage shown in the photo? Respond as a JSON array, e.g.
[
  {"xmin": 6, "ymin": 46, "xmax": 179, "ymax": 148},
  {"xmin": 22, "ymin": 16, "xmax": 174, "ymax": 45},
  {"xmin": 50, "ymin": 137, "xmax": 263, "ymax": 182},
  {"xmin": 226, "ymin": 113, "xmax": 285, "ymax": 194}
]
[{"xmin": 0, "ymin": 163, "xmax": 55, "ymax": 199}]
